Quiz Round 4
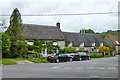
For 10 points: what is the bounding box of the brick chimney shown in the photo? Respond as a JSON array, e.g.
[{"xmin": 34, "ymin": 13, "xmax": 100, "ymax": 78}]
[{"xmin": 56, "ymin": 22, "xmax": 60, "ymax": 29}]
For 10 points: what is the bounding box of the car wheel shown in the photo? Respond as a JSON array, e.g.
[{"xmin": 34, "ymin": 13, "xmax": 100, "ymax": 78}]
[
  {"xmin": 88, "ymin": 57, "xmax": 91, "ymax": 60},
  {"xmin": 69, "ymin": 58, "xmax": 72, "ymax": 62},
  {"xmin": 56, "ymin": 59, "xmax": 59, "ymax": 63},
  {"xmin": 50, "ymin": 61, "xmax": 53, "ymax": 63},
  {"xmin": 79, "ymin": 57, "xmax": 82, "ymax": 61}
]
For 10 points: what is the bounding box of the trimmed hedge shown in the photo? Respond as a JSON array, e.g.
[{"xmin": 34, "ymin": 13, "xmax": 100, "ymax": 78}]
[
  {"xmin": 28, "ymin": 51, "xmax": 39, "ymax": 57},
  {"xmin": 89, "ymin": 53, "xmax": 103, "ymax": 58}
]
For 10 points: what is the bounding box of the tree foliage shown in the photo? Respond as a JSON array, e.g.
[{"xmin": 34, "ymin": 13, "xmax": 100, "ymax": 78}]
[
  {"xmin": 5, "ymin": 8, "xmax": 26, "ymax": 57},
  {"xmin": 80, "ymin": 29, "xmax": 95, "ymax": 34},
  {"xmin": 46, "ymin": 41, "xmax": 54, "ymax": 54},
  {"xmin": 99, "ymin": 46, "xmax": 110, "ymax": 54},
  {"xmin": 2, "ymin": 33, "xmax": 11, "ymax": 58},
  {"xmin": 6, "ymin": 8, "xmax": 24, "ymax": 41}
]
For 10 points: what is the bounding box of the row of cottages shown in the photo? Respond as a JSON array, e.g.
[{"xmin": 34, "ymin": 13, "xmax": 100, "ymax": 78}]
[
  {"xmin": 104, "ymin": 34, "xmax": 120, "ymax": 53},
  {"xmin": 23, "ymin": 22, "xmax": 105, "ymax": 56}
]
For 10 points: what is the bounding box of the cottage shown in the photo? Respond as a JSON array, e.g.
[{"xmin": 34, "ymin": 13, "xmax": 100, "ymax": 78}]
[
  {"xmin": 104, "ymin": 34, "xmax": 120, "ymax": 53},
  {"xmin": 63, "ymin": 32, "xmax": 105, "ymax": 52},
  {"xmin": 23, "ymin": 22, "xmax": 106, "ymax": 55},
  {"xmin": 23, "ymin": 22, "xmax": 65, "ymax": 56}
]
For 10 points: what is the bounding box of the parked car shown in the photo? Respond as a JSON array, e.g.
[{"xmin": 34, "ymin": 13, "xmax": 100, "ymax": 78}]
[
  {"xmin": 71, "ymin": 52, "xmax": 91, "ymax": 61},
  {"xmin": 47, "ymin": 54, "xmax": 73, "ymax": 63}
]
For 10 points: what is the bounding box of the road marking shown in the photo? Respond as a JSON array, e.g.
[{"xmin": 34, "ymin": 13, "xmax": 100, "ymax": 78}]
[
  {"xmin": 52, "ymin": 67, "xmax": 57, "ymax": 69},
  {"xmin": 96, "ymin": 67, "xmax": 105, "ymax": 69},
  {"xmin": 107, "ymin": 67, "xmax": 117, "ymax": 69}
]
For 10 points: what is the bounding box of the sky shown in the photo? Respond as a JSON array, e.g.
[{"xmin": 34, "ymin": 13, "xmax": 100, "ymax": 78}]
[{"xmin": 0, "ymin": 0, "xmax": 119, "ymax": 33}]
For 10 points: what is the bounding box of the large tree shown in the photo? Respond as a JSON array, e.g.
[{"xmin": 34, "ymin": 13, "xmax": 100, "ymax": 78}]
[
  {"xmin": 6, "ymin": 8, "xmax": 24, "ymax": 41},
  {"xmin": 5, "ymin": 8, "xmax": 26, "ymax": 57}
]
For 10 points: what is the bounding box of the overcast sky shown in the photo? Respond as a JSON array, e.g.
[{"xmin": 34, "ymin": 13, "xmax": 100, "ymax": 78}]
[{"xmin": 0, "ymin": 0, "xmax": 119, "ymax": 33}]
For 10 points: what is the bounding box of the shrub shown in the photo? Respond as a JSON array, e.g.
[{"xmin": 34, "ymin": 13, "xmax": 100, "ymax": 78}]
[
  {"xmin": 64, "ymin": 47, "xmax": 76, "ymax": 53},
  {"xmin": 59, "ymin": 49, "xmax": 65, "ymax": 53},
  {"xmin": 28, "ymin": 51, "xmax": 39, "ymax": 57},
  {"xmin": 9, "ymin": 52, "xmax": 19, "ymax": 58},
  {"xmin": 27, "ymin": 45, "xmax": 34, "ymax": 51},
  {"xmin": 89, "ymin": 53, "xmax": 103, "ymax": 58},
  {"xmin": 2, "ymin": 33, "xmax": 11, "ymax": 58},
  {"xmin": 76, "ymin": 49, "xmax": 88, "ymax": 52}
]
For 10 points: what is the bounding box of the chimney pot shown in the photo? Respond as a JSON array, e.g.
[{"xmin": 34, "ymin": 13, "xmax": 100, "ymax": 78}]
[{"xmin": 56, "ymin": 22, "xmax": 60, "ymax": 28}]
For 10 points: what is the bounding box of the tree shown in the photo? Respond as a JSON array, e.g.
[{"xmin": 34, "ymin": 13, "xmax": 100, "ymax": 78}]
[
  {"xmin": 99, "ymin": 46, "xmax": 110, "ymax": 56},
  {"xmin": 80, "ymin": 29, "xmax": 95, "ymax": 34},
  {"xmin": 6, "ymin": 8, "xmax": 24, "ymax": 41},
  {"xmin": 5, "ymin": 8, "xmax": 26, "ymax": 57},
  {"xmin": 2, "ymin": 33, "xmax": 11, "ymax": 58}
]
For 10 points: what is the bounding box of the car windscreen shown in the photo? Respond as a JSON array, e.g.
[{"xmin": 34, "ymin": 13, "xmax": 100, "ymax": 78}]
[
  {"xmin": 59, "ymin": 54, "xmax": 67, "ymax": 56},
  {"xmin": 78, "ymin": 52, "xmax": 87, "ymax": 55}
]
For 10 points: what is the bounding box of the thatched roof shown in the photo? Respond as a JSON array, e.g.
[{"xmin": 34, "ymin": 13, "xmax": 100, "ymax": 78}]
[
  {"xmin": 63, "ymin": 32, "xmax": 105, "ymax": 47},
  {"xmin": 23, "ymin": 24, "xmax": 64, "ymax": 41}
]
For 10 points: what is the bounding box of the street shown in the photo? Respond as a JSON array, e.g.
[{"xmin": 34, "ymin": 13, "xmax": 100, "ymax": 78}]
[{"xmin": 2, "ymin": 56, "xmax": 118, "ymax": 78}]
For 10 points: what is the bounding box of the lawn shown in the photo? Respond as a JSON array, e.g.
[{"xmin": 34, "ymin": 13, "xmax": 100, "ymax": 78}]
[
  {"xmin": 1, "ymin": 58, "xmax": 26, "ymax": 65},
  {"xmin": 1, "ymin": 57, "xmax": 49, "ymax": 65}
]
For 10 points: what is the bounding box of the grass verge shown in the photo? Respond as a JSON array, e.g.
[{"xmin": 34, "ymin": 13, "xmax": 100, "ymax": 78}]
[{"xmin": 1, "ymin": 57, "xmax": 49, "ymax": 65}]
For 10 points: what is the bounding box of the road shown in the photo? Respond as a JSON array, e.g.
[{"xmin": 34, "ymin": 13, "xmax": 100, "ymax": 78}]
[{"xmin": 2, "ymin": 56, "xmax": 118, "ymax": 78}]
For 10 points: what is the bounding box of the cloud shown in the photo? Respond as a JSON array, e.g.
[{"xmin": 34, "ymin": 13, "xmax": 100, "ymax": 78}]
[{"xmin": 0, "ymin": 0, "xmax": 119, "ymax": 33}]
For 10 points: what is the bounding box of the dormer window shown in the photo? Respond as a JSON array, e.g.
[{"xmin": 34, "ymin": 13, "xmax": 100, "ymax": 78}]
[
  {"xmin": 115, "ymin": 41, "xmax": 119, "ymax": 44},
  {"xmin": 68, "ymin": 42, "xmax": 73, "ymax": 47},
  {"xmin": 92, "ymin": 42, "xmax": 95, "ymax": 46},
  {"xmin": 100, "ymin": 42, "xmax": 103, "ymax": 46},
  {"xmin": 80, "ymin": 42, "xmax": 84, "ymax": 47}
]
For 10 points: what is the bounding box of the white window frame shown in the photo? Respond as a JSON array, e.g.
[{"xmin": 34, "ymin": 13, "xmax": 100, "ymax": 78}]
[
  {"xmin": 27, "ymin": 41, "xmax": 33, "ymax": 45},
  {"xmin": 53, "ymin": 41, "xmax": 57, "ymax": 45},
  {"xmin": 80, "ymin": 42, "xmax": 84, "ymax": 47},
  {"xmin": 68, "ymin": 42, "xmax": 73, "ymax": 47},
  {"xmin": 115, "ymin": 41, "xmax": 119, "ymax": 44},
  {"xmin": 92, "ymin": 42, "xmax": 95, "ymax": 46},
  {"xmin": 100, "ymin": 42, "xmax": 103, "ymax": 46}
]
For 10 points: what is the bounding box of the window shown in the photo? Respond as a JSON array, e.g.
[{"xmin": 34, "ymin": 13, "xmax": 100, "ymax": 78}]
[
  {"xmin": 42, "ymin": 41, "xmax": 46, "ymax": 45},
  {"xmin": 115, "ymin": 41, "xmax": 119, "ymax": 44},
  {"xmin": 92, "ymin": 42, "xmax": 95, "ymax": 46},
  {"xmin": 53, "ymin": 48, "xmax": 57, "ymax": 53},
  {"xmin": 80, "ymin": 42, "xmax": 84, "ymax": 47},
  {"xmin": 100, "ymin": 42, "xmax": 103, "ymax": 46},
  {"xmin": 68, "ymin": 42, "xmax": 73, "ymax": 47},
  {"xmin": 53, "ymin": 41, "xmax": 57, "ymax": 45},
  {"xmin": 27, "ymin": 41, "xmax": 33, "ymax": 45}
]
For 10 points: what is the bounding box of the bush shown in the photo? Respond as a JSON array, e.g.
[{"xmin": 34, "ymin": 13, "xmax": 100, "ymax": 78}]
[
  {"xmin": 28, "ymin": 51, "xmax": 39, "ymax": 57},
  {"xmin": 89, "ymin": 53, "xmax": 103, "ymax": 58},
  {"xmin": 27, "ymin": 45, "xmax": 34, "ymax": 51},
  {"xmin": 9, "ymin": 52, "xmax": 19, "ymax": 58},
  {"xmin": 59, "ymin": 49, "xmax": 65, "ymax": 53},
  {"xmin": 64, "ymin": 47, "xmax": 76, "ymax": 53},
  {"xmin": 2, "ymin": 33, "xmax": 11, "ymax": 58},
  {"xmin": 76, "ymin": 49, "xmax": 88, "ymax": 52}
]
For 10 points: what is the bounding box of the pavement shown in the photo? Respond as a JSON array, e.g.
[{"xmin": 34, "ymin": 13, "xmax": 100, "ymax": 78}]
[{"xmin": 2, "ymin": 56, "xmax": 119, "ymax": 78}]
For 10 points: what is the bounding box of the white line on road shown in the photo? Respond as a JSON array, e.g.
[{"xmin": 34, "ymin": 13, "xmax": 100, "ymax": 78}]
[
  {"xmin": 96, "ymin": 67, "xmax": 105, "ymax": 69},
  {"xmin": 107, "ymin": 67, "xmax": 117, "ymax": 69},
  {"xmin": 52, "ymin": 67, "xmax": 57, "ymax": 69}
]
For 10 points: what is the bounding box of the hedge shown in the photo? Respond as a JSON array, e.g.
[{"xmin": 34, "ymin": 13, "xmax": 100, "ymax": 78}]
[{"xmin": 28, "ymin": 51, "xmax": 39, "ymax": 57}]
